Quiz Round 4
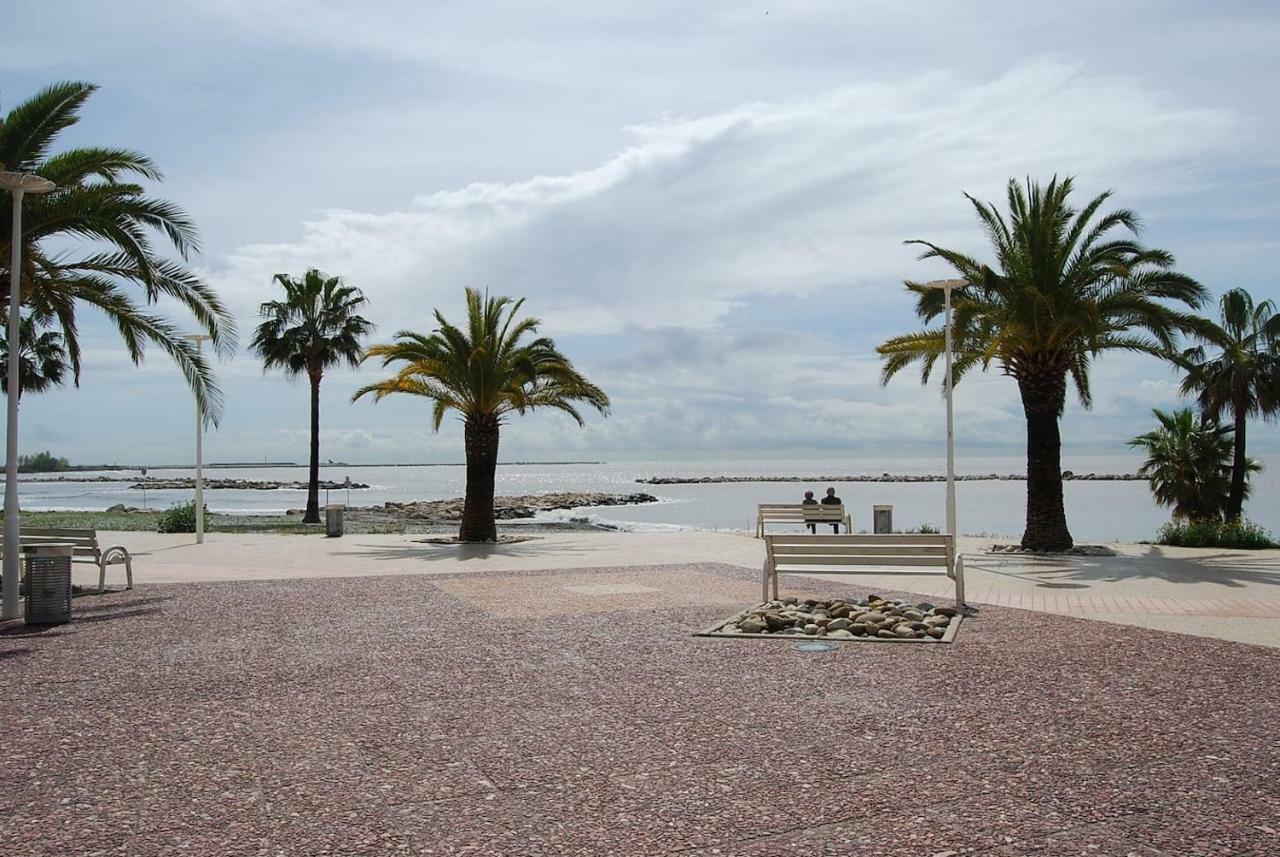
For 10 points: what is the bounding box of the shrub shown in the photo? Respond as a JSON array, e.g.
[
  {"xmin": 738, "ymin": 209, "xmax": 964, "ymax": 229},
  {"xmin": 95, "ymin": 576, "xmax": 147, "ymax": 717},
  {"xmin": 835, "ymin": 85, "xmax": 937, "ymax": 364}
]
[
  {"xmin": 908, "ymin": 523, "xmax": 940, "ymax": 534},
  {"xmin": 157, "ymin": 500, "xmax": 208, "ymax": 534},
  {"xmin": 1156, "ymin": 518, "xmax": 1278, "ymax": 550}
]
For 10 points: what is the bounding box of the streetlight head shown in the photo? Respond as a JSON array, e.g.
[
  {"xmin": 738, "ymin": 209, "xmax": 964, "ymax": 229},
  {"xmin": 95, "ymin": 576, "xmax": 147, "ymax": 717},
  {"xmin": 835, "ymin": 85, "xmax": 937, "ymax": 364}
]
[
  {"xmin": 924, "ymin": 278, "xmax": 968, "ymax": 291},
  {"xmin": 0, "ymin": 171, "xmax": 56, "ymax": 194}
]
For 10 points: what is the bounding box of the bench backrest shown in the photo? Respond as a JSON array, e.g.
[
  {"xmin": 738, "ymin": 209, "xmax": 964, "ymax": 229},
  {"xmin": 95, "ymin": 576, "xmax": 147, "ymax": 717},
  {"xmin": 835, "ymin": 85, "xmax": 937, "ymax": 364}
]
[
  {"xmin": 758, "ymin": 504, "xmax": 846, "ymax": 521},
  {"xmin": 765, "ymin": 533, "xmax": 952, "ymax": 569},
  {"xmin": 0, "ymin": 527, "xmax": 102, "ymax": 560}
]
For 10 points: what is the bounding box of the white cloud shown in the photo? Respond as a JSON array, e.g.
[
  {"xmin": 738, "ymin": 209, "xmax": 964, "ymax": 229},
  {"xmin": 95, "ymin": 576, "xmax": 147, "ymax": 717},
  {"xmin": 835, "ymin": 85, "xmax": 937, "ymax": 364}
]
[{"xmin": 210, "ymin": 61, "xmax": 1240, "ymax": 344}]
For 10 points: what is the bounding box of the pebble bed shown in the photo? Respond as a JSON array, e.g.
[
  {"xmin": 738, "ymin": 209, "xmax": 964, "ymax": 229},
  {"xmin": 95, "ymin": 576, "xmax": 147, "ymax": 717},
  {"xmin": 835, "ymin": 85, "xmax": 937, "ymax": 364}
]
[
  {"xmin": 1, "ymin": 563, "xmax": 1278, "ymax": 855},
  {"xmin": 710, "ymin": 595, "xmax": 959, "ymax": 641}
]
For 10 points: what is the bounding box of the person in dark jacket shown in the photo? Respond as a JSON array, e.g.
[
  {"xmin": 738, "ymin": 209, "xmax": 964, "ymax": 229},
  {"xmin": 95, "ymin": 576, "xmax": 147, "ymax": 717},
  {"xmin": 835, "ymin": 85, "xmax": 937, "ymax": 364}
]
[
  {"xmin": 820, "ymin": 487, "xmax": 842, "ymax": 533},
  {"xmin": 801, "ymin": 490, "xmax": 819, "ymax": 533}
]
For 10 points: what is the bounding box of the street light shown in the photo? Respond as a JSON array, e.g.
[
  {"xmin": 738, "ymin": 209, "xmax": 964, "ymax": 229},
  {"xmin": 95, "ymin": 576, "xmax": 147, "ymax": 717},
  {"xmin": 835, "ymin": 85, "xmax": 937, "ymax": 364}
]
[
  {"xmin": 2, "ymin": 171, "xmax": 56, "ymax": 621},
  {"xmin": 925, "ymin": 279, "xmax": 965, "ymax": 542},
  {"xmin": 185, "ymin": 334, "xmax": 213, "ymax": 545}
]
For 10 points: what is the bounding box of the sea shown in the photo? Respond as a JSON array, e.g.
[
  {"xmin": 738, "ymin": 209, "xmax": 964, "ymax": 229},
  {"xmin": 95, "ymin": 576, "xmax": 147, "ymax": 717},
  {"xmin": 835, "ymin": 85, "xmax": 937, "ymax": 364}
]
[{"xmin": 14, "ymin": 454, "xmax": 1280, "ymax": 542}]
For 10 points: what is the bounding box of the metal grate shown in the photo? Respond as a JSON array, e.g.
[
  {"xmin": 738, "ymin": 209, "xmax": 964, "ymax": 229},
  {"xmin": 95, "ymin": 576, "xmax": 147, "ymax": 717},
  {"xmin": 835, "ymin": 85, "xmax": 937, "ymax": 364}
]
[{"xmin": 24, "ymin": 547, "xmax": 72, "ymax": 625}]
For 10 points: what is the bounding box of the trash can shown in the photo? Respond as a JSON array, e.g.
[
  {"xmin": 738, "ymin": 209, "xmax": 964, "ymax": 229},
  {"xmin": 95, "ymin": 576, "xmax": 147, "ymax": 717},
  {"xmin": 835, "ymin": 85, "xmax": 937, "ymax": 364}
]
[
  {"xmin": 325, "ymin": 504, "xmax": 345, "ymax": 538},
  {"xmin": 23, "ymin": 543, "xmax": 73, "ymax": 625},
  {"xmin": 873, "ymin": 505, "xmax": 893, "ymax": 535}
]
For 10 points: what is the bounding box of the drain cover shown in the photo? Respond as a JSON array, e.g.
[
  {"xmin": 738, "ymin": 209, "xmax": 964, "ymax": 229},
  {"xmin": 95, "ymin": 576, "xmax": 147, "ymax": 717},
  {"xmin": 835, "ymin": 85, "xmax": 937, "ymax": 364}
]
[{"xmin": 792, "ymin": 642, "xmax": 837, "ymax": 653}]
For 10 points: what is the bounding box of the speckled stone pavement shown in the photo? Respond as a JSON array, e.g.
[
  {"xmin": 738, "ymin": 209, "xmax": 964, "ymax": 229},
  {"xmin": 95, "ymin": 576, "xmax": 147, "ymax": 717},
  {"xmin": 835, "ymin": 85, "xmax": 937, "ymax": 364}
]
[{"xmin": 2, "ymin": 562, "xmax": 1278, "ymax": 856}]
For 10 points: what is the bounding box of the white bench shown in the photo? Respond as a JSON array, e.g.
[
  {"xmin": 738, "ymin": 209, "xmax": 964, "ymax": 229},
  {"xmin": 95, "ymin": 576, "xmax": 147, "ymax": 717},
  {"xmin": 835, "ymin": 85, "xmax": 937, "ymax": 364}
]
[
  {"xmin": 756, "ymin": 503, "xmax": 851, "ymax": 537},
  {"xmin": 763, "ymin": 533, "xmax": 964, "ymax": 606},
  {"xmin": 0, "ymin": 527, "xmax": 133, "ymax": 593}
]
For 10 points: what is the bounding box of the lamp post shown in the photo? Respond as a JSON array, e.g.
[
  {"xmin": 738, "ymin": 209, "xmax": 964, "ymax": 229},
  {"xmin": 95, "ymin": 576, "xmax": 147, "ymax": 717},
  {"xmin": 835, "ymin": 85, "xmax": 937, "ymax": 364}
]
[
  {"xmin": 185, "ymin": 334, "xmax": 213, "ymax": 545},
  {"xmin": 2, "ymin": 171, "xmax": 56, "ymax": 621},
  {"xmin": 925, "ymin": 279, "xmax": 965, "ymax": 542}
]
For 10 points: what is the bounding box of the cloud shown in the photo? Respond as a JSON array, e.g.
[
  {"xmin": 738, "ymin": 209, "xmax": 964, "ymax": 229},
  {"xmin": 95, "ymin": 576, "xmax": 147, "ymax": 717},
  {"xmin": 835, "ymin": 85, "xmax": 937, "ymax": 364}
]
[{"xmin": 210, "ymin": 61, "xmax": 1240, "ymax": 346}]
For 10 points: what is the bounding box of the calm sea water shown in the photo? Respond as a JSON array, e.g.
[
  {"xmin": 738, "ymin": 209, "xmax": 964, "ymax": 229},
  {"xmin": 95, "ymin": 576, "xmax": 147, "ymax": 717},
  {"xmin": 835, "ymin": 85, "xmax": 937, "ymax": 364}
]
[{"xmin": 15, "ymin": 454, "xmax": 1280, "ymax": 542}]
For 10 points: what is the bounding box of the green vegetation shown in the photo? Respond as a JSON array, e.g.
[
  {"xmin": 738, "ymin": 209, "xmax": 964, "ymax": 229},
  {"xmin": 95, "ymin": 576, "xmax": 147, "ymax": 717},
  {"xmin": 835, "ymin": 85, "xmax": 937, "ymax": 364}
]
[
  {"xmin": 878, "ymin": 176, "xmax": 1204, "ymax": 552},
  {"xmin": 156, "ymin": 500, "xmax": 206, "ymax": 533},
  {"xmin": 16, "ymin": 509, "xmax": 411, "ymax": 535},
  {"xmin": 0, "ymin": 317, "xmax": 69, "ymax": 400},
  {"xmin": 355, "ymin": 288, "xmax": 609, "ymax": 542},
  {"xmin": 17, "ymin": 450, "xmax": 70, "ymax": 473},
  {"xmin": 1179, "ymin": 288, "xmax": 1280, "ymax": 521},
  {"xmin": 1156, "ymin": 518, "xmax": 1277, "ymax": 550},
  {"xmin": 0, "ymin": 81, "xmax": 235, "ymax": 421},
  {"xmin": 251, "ymin": 269, "xmax": 373, "ymax": 524},
  {"xmin": 1129, "ymin": 408, "xmax": 1255, "ymax": 521}
]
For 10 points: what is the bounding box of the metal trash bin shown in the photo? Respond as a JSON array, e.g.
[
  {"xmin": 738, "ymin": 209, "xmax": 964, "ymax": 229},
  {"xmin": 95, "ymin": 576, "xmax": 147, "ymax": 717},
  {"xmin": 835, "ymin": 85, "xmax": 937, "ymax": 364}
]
[
  {"xmin": 873, "ymin": 505, "xmax": 893, "ymax": 535},
  {"xmin": 325, "ymin": 504, "xmax": 345, "ymax": 538},
  {"xmin": 23, "ymin": 543, "xmax": 73, "ymax": 625}
]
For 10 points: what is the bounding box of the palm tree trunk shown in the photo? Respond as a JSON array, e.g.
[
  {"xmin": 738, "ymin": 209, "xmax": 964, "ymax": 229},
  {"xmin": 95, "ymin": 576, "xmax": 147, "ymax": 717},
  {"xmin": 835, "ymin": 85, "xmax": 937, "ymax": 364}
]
[
  {"xmin": 1018, "ymin": 373, "xmax": 1074, "ymax": 551},
  {"xmin": 303, "ymin": 369, "xmax": 322, "ymax": 524},
  {"xmin": 460, "ymin": 415, "xmax": 500, "ymax": 542},
  {"xmin": 1227, "ymin": 405, "xmax": 1247, "ymax": 522}
]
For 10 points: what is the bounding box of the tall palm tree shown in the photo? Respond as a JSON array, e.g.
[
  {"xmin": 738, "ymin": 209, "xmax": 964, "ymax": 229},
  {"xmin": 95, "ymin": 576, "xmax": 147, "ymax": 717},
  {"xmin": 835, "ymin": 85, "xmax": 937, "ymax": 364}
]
[
  {"xmin": 354, "ymin": 288, "xmax": 609, "ymax": 542},
  {"xmin": 0, "ymin": 316, "xmax": 69, "ymax": 400},
  {"xmin": 1179, "ymin": 288, "xmax": 1280, "ymax": 521},
  {"xmin": 251, "ymin": 270, "xmax": 373, "ymax": 524},
  {"xmin": 1129, "ymin": 408, "xmax": 1251, "ymax": 521},
  {"xmin": 878, "ymin": 176, "xmax": 1205, "ymax": 551},
  {"xmin": 0, "ymin": 81, "xmax": 235, "ymax": 419}
]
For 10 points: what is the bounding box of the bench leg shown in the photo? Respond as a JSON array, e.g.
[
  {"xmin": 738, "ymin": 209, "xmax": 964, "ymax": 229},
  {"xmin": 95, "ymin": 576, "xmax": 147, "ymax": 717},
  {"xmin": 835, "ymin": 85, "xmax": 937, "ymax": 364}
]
[
  {"xmin": 771, "ymin": 565, "xmax": 779, "ymax": 601},
  {"xmin": 761, "ymin": 561, "xmax": 770, "ymax": 603},
  {"xmin": 98, "ymin": 561, "xmax": 106, "ymax": 594}
]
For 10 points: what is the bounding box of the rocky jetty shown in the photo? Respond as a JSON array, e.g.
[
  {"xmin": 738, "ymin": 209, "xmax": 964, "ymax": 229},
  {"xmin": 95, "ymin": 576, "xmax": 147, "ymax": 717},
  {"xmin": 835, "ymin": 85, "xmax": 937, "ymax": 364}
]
[
  {"xmin": 711, "ymin": 595, "xmax": 959, "ymax": 641},
  {"xmin": 641, "ymin": 471, "xmax": 1139, "ymax": 485},
  {"xmin": 367, "ymin": 492, "xmax": 659, "ymax": 523},
  {"xmin": 129, "ymin": 478, "xmax": 370, "ymax": 491}
]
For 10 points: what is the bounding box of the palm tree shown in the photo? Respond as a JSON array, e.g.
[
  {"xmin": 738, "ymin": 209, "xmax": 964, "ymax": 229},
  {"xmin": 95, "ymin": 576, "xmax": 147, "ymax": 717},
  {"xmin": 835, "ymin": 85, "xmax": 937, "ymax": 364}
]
[
  {"xmin": 0, "ymin": 81, "xmax": 234, "ymax": 419},
  {"xmin": 878, "ymin": 176, "xmax": 1205, "ymax": 551},
  {"xmin": 251, "ymin": 269, "xmax": 373, "ymax": 524},
  {"xmin": 354, "ymin": 288, "xmax": 609, "ymax": 542},
  {"xmin": 1129, "ymin": 408, "xmax": 1252, "ymax": 520},
  {"xmin": 1179, "ymin": 288, "xmax": 1280, "ymax": 521},
  {"xmin": 0, "ymin": 316, "xmax": 69, "ymax": 400}
]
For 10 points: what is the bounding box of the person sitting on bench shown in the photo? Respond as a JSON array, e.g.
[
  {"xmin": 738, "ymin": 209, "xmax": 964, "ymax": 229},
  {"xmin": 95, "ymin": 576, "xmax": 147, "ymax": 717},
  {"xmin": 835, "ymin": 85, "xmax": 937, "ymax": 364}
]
[
  {"xmin": 802, "ymin": 490, "xmax": 820, "ymax": 533},
  {"xmin": 820, "ymin": 487, "xmax": 843, "ymax": 533}
]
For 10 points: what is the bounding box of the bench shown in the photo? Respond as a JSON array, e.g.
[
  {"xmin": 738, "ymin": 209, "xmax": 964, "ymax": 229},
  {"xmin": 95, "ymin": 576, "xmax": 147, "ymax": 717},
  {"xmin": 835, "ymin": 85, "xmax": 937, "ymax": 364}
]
[
  {"xmin": 0, "ymin": 528, "xmax": 133, "ymax": 593},
  {"xmin": 763, "ymin": 533, "xmax": 965, "ymax": 606},
  {"xmin": 756, "ymin": 504, "xmax": 851, "ymax": 537}
]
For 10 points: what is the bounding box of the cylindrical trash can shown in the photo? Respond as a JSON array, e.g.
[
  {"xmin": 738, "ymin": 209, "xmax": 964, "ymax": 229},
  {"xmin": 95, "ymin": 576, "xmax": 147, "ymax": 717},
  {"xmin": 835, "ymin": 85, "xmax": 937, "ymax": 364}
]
[
  {"xmin": 23, "ymin": 543, "xmax": 73, "ymax": 625},
  {"xmin": 325, "ymin": 504, "xmax": 345, "ymax": 538},
  {"xmin": 873, "ymin": 505, "xmax": 893, "ymax": 535}
]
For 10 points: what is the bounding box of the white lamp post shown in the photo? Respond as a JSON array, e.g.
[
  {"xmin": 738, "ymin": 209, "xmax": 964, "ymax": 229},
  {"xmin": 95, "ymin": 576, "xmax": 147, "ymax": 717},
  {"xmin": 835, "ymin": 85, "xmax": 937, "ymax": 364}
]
[
  {"xmin": 185, "ymin": 334, "xmax": 213, "ymax": 544},
  {"xmin": 925, "ymin": 279, "xmax": 965, "ymax": 542},
  {"xmin": 2, "ymin": 171, "xmax": 56, "ymax": 620}
]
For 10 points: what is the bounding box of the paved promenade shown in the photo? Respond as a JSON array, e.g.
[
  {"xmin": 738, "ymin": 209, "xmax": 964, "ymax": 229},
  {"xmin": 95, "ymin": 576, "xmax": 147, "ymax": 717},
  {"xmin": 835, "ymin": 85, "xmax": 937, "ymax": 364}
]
[
  {"xmin": 78, "ymin": 530, "xmax": 1280, "ymax": 647},
  {"xmin": 3, "ymin": 561, "xmax": 1278, "ymax": 854}
]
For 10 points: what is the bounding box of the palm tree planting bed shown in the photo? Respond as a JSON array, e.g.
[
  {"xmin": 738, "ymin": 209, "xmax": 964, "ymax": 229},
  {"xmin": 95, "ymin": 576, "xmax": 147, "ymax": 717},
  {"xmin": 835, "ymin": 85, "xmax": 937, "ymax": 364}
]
[
  {"xmin": 988, "ymin": 544, "xmax": 1115, "ymax": 556},
  {"xmin": 698, "ymin": 595, "xmax": 963, "ymax": 643}
]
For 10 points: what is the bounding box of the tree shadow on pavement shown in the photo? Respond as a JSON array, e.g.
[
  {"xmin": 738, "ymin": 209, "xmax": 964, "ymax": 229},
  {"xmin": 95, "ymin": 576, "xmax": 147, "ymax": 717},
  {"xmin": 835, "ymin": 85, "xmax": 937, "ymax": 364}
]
[{"xmin": 965, "ymin": 546, "xmax": 1280, "ymax": 590}]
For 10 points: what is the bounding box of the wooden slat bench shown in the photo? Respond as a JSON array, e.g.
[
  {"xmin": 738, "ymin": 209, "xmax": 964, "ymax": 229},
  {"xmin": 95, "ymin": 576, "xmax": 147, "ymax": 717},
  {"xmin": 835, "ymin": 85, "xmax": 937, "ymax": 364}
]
[
  {"xmin": 0, "ymin": 528, "xmax": 133, "ymax": 593},
  {"xmin": 756, "ymin": 504, "xmax": 851, "ymax": 537},
  {"xmin": 763, "ymin": 533, "xmax": 964, "ymax": 606}
]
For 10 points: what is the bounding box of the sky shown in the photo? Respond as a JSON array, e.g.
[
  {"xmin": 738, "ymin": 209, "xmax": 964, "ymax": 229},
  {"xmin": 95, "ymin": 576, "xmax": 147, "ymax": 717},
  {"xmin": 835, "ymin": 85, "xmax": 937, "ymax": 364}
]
[{"xmin": 4, "ymin": 0, "xmax": 1279, "ymax": 466}]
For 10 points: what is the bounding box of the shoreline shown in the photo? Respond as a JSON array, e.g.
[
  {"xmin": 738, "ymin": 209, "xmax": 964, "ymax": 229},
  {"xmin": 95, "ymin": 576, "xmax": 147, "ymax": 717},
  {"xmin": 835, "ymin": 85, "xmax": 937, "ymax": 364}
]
[
  {"xmin": 639, "ymin": 471, "xmax": 1142, "ymax": 484},
  {"xmin": 15, "ymin": 491, "xmax": 660, "ymax": 535}
]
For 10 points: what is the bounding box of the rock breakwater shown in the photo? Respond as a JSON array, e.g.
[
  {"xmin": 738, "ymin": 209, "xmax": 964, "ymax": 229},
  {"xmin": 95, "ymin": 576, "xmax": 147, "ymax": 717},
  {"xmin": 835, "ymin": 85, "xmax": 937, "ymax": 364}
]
[{"xmin": 369, "ymin": 492, "xmax": 659, "ymax": 523}]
